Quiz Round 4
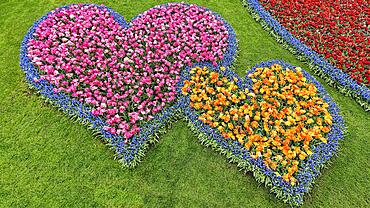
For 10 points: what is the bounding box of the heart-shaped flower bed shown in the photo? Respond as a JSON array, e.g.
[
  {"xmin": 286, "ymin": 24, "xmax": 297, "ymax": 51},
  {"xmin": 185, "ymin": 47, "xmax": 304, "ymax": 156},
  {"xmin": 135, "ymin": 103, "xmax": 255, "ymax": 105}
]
[
  {"xmin": 24, "ymin": 3, "xmax": 236, "ymax": 140},
  {"xmin": 259, "ymin": 0, "xmax": 370, "ymax": 87},
  {"xmin": 179, "ymin": 61, "xmax": 344, "ymax": 205},
  {"xmin": 20, "ymin": 3, "xmax": 344, "ymax": 206}
]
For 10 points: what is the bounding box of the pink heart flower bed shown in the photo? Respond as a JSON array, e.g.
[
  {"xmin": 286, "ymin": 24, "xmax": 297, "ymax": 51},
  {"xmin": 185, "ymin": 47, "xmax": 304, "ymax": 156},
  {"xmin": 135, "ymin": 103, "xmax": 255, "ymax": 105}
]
[{"xmin": 26, "ymin": 3, "xmax": 235, "ymax": 141}]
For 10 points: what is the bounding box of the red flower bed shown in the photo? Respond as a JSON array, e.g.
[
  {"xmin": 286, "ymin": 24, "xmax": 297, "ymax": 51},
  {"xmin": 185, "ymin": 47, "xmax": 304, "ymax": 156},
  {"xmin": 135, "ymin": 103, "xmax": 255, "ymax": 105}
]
[{"xmin": 259, "ymin": 0, "xmax": 370, "ymax": 87}]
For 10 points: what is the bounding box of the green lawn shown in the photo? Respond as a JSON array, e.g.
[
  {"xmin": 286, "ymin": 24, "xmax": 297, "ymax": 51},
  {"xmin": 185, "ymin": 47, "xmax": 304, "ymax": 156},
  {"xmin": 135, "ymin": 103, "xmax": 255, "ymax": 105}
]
[{"xmin": 0, "ymin": 0, "xmax": 369, "ymax": 207}]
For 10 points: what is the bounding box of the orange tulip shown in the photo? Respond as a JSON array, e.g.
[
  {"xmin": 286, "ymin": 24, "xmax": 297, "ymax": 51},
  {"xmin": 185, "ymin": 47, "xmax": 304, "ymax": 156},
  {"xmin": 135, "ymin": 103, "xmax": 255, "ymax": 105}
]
[{"xmin": 251, "ymin": 121, "xmax": 259, "ymax": 129}]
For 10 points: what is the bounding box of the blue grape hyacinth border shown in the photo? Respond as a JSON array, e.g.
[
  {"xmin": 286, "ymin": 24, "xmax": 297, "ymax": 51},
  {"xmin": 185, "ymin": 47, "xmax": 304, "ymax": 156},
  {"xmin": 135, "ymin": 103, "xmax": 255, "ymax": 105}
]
[
  {"xmin": 242, "ymin": 0, "xmax": 370, "ymax": 111},
  {"xmin": 177, "ymin": 60, "xmax": 345, "ymax": 206},
  {"xmin": 20, "ymin": 3, "xmax": 345, "ymax": 206},
  {"xmin": 19, "ymin": 3, "xmax": 238, "ymax": 167}
]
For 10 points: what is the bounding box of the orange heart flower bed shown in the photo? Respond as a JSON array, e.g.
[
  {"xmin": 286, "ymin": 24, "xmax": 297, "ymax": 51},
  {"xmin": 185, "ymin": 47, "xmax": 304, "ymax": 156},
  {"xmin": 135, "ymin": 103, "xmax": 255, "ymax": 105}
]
[
  {"xmin": 182, "ymin": 64, "xmax": 333, "ymax": 185},
  {"xmin": 179, "ymin": 61, "xmax": 344, "ymax": 206}
]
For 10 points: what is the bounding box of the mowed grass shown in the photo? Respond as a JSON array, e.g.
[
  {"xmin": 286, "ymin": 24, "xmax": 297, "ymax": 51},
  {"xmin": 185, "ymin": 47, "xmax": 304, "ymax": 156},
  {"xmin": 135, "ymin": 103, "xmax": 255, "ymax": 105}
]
[{"xmin": 0, "ymin": 0, "xmax": 369, "ymax": 207}]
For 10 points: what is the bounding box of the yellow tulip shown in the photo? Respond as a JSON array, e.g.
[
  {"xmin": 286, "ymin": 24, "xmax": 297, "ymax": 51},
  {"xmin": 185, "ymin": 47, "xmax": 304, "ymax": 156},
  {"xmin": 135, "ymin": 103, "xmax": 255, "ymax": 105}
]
[{"xmin": 228, "ymin": 123, "xmax": 234, "ymax": 130}]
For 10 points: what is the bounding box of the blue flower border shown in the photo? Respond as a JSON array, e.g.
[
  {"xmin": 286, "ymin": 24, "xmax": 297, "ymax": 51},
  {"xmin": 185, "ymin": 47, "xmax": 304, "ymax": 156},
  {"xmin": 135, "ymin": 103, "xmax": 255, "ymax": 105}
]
[
  {"xmin": 20, "ymin": 3, "xmax": 345, "ymax": 206},
  {"xmin": 242, "ymin": 0, "xmax": 370, "ymax": 111},
  {"xmin": 19, "ymin": 3, "xmax": 238, "ymax": 167},
  {"xmin": 178, "ymin": 60, "xmax": 345, "ymax": 206}
]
